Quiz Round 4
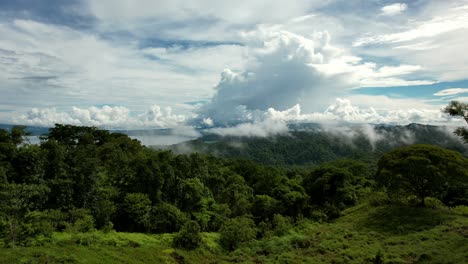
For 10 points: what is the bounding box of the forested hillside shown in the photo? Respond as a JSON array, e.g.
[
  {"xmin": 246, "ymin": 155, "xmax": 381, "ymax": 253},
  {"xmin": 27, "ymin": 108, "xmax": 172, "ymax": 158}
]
[
  {"xmin": 0, "ymin": 124, "xmax": 467, "ymax": 263},
  {"xmin": 166, "ymin": 123, "xmax": 468, "ymax": 165}
]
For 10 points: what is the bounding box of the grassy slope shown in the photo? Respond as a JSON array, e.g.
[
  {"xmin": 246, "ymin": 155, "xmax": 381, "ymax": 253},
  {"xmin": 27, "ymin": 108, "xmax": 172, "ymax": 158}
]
[{"xmin": 1, "ymin": 204, "xmax": 467, "ymax": 264}]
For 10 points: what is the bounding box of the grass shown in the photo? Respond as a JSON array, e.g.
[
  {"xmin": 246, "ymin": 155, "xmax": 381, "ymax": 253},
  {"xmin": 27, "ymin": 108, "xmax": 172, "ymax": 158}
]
[{"xmin": 1, "ymin": 203, "xmax": 467, "ymax": 264}]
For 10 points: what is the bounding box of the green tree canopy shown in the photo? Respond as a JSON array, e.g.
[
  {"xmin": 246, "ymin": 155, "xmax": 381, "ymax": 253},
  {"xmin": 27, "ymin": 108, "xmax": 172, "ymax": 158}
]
[
  {"xmin": 219, "ymin": 216, "xmax": 257, "ymax": 251},
  {"xmin": 376, "ymin": 144, "xmax": 468, "ymax": 206}
]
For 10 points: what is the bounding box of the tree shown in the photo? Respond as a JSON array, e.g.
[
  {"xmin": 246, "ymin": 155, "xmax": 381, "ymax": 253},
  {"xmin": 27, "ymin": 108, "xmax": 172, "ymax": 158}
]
[
  {"xmin": 376, "ymin": 144, "xmax": 468, "ymax": 206},
  {"xmin": 251, "ymin": 195, "xmax": 279, "ymax": 222},
  {"xmin": 122, "ymin": 193, "xmax": 152, "ymax": 232},
  {"xmin": 178, "ymin": 178, "xmax": 212, "ymax": 212},
  {"xmin": 304, "ymin": 165, "xmax": 357, "ymax": 210},
  {"xmin": 0, "ymin": 183, "xmax": 49, "ymax": 247},
  {"xmin": 443, "ymin": 101, "xmax": 468, "ymax": 143},
  {"xmin": 151, "ymin": 203, "xmax": 188, "ymax": 233}
]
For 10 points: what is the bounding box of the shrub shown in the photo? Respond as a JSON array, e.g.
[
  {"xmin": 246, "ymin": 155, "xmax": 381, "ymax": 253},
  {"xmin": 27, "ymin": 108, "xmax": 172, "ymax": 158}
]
[
  {"xmin": 20, "ymin": 211, "xmax": 54, "ymax": 246},
  {"xmin": 219, "ymin": 216, "xmax": 257, "ymax": 251},
  {"xmin": 406, "ymin": 195, "xmax": 420, "ymax": 207},
  {"xmin": 368, "ymin": 192, "xmax": 389, "ymax": 206},
  {"xmin": 45, "ymin": 209, "xmax": 67, "ymax": 231},
  {"xmin": 424, "ymin": 197, "xmax": 445, "ymax": 209},
  {"xmin": 151, "ymin": 203, "xmax": 188, "ymax": 233},
  {"xmin": 290, "ymin": 234, "xmax": 313, "ymax": 249},
  {"xmin": 272, "ymin": 214, "xmax": 292, "ymax": 236},
  {"xmin": 172, "ymin": 220, "xmax": 203, "ymax": 250},
  {"xmin": 309, "ymin": 210, "xmax": 328, "ymax": 223},
  {"xmin": 451, "ymin": 205, "xmax": 468, "ymax": 216},
  {"xmin": 65, "ymin": 208, "xmax": 95, "ymax": 233}
]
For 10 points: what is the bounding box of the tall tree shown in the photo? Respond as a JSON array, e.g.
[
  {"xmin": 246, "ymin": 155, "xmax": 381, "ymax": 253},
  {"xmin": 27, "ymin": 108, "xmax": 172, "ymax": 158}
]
[{"xmin": 443, "ymin": 101, "xmax": 468, "ymax": 143}]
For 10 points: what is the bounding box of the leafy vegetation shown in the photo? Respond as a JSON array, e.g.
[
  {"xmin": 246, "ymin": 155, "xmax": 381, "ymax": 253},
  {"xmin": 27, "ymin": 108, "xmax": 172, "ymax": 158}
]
[
  {"xmin": 0, "ymin": 124, "xmax": 467, "ymax": 263},
  {"xmin": 376, "ymin": 144, "xmax": 468, "ymax": 206}
]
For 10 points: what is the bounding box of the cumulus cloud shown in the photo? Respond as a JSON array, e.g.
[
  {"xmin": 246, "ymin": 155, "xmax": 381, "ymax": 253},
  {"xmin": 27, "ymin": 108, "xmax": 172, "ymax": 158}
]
[
  {"xmin": 11, "ymin": 105, "xmax": 189, "ymax": 129},
  {"xmin": 380, "ymin": 3, "xmax": 408, "ymax": 16},
  {"xmin": 198, "ymin": 27, "xmax": 431, "ymax": 126},
  {"xmin": 317, "ymin": 98, "xmax": 450, "ymax": 125},
  {"xmin": 434, "ymin": 88, "xmax": 468, "ymax": 96},
  {"xmin": 201, "ymin": 96, "xmax": 457, "ymax": 138}
]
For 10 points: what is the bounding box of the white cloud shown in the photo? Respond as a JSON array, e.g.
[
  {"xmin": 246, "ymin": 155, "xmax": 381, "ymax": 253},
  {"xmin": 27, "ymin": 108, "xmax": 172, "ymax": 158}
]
[
  {"xmin": 0, "ymin": 19, "xmax": 246, "ymax": 120},
  {"xmin": 453, "ymin": 97, "xmax": 468, "ymax": 103},
  {"xmin": 10, "ymin": 95, "xmax": 459, "ymax": 139},
  {"xmin": 198, "ymin": 27, "xmax": 431, "ymax": 125},
  {"xmin": 200, "ymin": 96, "xmax": 458, "ymax": 137},
  {"xmin": 434, "ymin": 88, "xmax": 468, "ymax": 96},
  {"xmin": 11, "ymin": 105, "xmax": 190, "ymax": 129},
  {"xmin": 2, "ymin": 0, "xmax": 466, "ymax": 132},
  {"xmin": 356, "ymin": 5, "xmax": 468, "ymax": 46},
  {"xmin": 380, "ymin": 3, "xmax": 408, "ymax": 16},
  {"xmin": 308, "ymin": 98, "xmax": 448, "ymax": 125},
  {"xmin": 88, "ymin": 0, "xmax": 322, "ymax": 23},
  {"xmin": 353, "ymin": 3, "xmax": 468, "ymax": 81},
  {"xmin": 85, "ymin": 0, "xmax": 336, "ymax": 43},
  {"xmin": 207, "ymin": 119, "xmax": 289, "ymax": 137},
  {"xmin": 202, "ymin": 117, "xmax": 214, "ymax": 127}
]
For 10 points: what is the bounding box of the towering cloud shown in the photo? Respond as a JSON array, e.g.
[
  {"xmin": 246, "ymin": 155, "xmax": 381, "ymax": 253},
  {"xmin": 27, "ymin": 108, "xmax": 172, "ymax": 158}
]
[{"xmin": 198, "ymin": 27, "xmax": 431, "ymax": 126}]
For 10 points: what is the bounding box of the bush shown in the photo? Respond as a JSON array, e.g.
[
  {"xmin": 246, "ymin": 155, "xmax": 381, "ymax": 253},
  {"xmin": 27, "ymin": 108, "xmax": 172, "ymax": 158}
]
[
  {"xmin": 219, "ymin": 216, "xmax": 257, "ymax": 251},
  {"xmin": 172, "ymin": 220, "xmax": 203, "ymax": 250},
  {"xmin": 0, "ymin": 210, "xmax": 54, "ymax": 247},
  {"xmin": 290, "ymin": 234, "xmax": 313, "ymax": 249},
  {"xmin": 451, "ymin": 205, "xmax": 468, "ymax": 216},
  {"xmin": 65, "ymin": 208, "xmax": 95, "ymax": 233},
  {"xmin": 272, "ymin": 214, "xmax": 292, "ymax": 236},
  {"xmin": 309, "ymin": 210, "xmax": 328, "ymax": 223},
  {"xmin": 20, "ymin": 211, "xmax": 54, "ymax": 246},
  {"xmin": 368, "ymin": 192, "xmax": 389, "ymax": 206},
  {"xmin": 406, "ymin": 195, "xmax": 420, "ymax": 207},
  {"xmin": 45, "ymin": 209, "xmax": 67, "ymax": 231},
  {"xmin": 151, "ymin": 203, "xmax": 188, "ymax": 233},
  {"xmin": 424, "ymin": 197, "xmax": 445, "ymax": 209}
]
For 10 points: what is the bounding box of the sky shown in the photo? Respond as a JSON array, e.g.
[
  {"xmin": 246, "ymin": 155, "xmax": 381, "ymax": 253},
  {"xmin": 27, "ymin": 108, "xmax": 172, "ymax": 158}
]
[{"xmin": 1, "ymin": 0, "xmax": 468, "ymax": 134}]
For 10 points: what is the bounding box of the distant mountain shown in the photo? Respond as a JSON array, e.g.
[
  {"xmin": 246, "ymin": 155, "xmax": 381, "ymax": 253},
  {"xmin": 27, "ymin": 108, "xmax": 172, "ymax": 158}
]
[
  {"xmin": 3, "ymin": 123, "xmax": 467, "ymax": 163},
  {"xmin": 161, "ymin": 123, "xmax": 468, "ymax": 165},
  {"xmin": 0, "ymin": 124, "xmax": 197, "ymax": 146}
]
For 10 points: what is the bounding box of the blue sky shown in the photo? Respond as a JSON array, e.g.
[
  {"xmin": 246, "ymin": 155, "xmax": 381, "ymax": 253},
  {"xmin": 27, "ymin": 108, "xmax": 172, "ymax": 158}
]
[{"xmin": 0, "ymin": 0, "xmax": 467, "ymax": 130}]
